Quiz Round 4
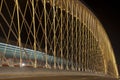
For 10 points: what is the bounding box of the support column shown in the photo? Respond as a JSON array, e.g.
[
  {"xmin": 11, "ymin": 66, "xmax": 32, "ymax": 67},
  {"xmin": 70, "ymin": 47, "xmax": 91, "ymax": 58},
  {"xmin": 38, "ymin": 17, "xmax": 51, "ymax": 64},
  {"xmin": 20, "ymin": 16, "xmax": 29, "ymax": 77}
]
[
  {"xmin": 75, "ymin": 4, "xmax": 78, "ymax": 71},
  {"xmin": 91, "ymin": 17, "xmax": 94, "ymax": 72},
  {"xmin": 86, "ymin": 11, "xmax": 89, "ymax": 72},
  {"xmin": 43, "ymin": 0, "xmax": 48, "ymax": 68},
  {"xmin": 90, "ymin": 16, "xmax": 92, "ymax": 72},
  {"xmin": 60, "ymin": 0, "xmax": 63, "ymax": 70},
  {"xmin": 84, "ymin": 10, "xmax": 87, "ymax": 71},
  {"xmin": 87, "ymin": 11, "xmax": 90, "ymax": 72},
  {"xmin": 66, "ymin": 0, "xmax": 69, "ymax": 70},
  {"xmin": 32, "ymin": 0, "xmax": 37, "ymax": 68},
  {"xmin": 81, "ymin": 7, "xmax": 84, "ymax": 72},
  {"xmin": 53, "ymin": 0, "xmax": 56, "ymax": 69},
  {"xmin": 71, "ymin": 0, "xmax": 74, "ymax": 70},
  {"xmin": 16, "ymin": 0, "xmax": 22, "ymax": 67},
  {"xmin": 78, "ymin": 6, "xmax": 82, "ymax": 71},
  {"xmin": 83, "ymin": 8, "xmax": 86, "ymax": 72}
]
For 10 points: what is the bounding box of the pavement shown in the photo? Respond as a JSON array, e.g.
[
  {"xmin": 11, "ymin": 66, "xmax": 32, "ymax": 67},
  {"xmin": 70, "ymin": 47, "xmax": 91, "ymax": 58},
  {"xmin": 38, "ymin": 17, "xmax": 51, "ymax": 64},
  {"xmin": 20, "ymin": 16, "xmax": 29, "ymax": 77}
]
[
  {"xmin": 0, "ymin": 75, "xmax": 118, "ymax": 80},
  {"xmin": 0, "ymin": 72, "xmax": 118, "ymax": 80},
  {"xmin": 0, "ymin": 67, "xmax": 119, "ymax": 80}
]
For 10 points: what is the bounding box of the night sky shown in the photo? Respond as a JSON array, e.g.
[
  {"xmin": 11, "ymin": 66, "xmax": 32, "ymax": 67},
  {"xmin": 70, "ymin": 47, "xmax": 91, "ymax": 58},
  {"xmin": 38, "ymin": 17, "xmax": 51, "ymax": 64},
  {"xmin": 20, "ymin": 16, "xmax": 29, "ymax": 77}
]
[{"xmin": 81, "ymin": 0, "xmax": 120, "ymax": 74}]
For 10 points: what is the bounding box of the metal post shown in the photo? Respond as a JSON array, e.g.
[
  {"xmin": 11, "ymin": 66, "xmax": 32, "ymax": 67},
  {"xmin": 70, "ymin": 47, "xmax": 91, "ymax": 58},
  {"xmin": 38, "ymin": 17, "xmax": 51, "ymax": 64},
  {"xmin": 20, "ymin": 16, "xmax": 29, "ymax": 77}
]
[
  {"xmin": 86, "ymin": 11, "xmax": 89, "ymax": 72},
  {"xmin": 66, "ymin": 0, "xmax": 69, "ymax": 70},
  {"xmin": 75, "ymin": 4, "xmax": 78, "ymax": 71},
  {"xmin": 91, "ymin": 17, "xmax": 94, "ymax": 72},
  {"xmin": 90, "ymin": 15, "xmax": 92, "ymax": 72},
  {"xmin": 86, "ymin": 11, "xmax": 89, "ymax": 71},
  {"xmin": 84, "ymin": 10, "xmax": 86, "ymax": 71},
  {"xmin": 78, "ymin": 6, "xmax": 82, "ymax": 71},
  {"xmin": 81, "ymin": 7, "xmax": 84, "ymax": 71},
  {"xmin": 32, "ymin": 0, "xmax": 37, "ymax": 68},
  {"xmin": 60, "ymin": 0, "xmax": 63, "ymax": 70},
  {"xmin": 16, "ymin": 0, "xmax": 22, "ymax": 67},
  {"xmin": 53, "ymin": 0, "xmax": 56, "ymax": 69},
  {"xmin": 83, "ymin": 14, "xmax": 85, "ymax": 72},
  {"xmin": 71, "ymin": 0, "xmax": 74, "ymax": 70},
  {"xmin": 44, "ymin": 0, "xmax": 48, "ymax": 68}
]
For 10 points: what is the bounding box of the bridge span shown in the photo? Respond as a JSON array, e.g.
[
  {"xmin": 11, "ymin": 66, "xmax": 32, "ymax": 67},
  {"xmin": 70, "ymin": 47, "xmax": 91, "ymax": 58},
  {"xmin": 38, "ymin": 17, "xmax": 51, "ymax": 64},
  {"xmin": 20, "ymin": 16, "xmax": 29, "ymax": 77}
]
[{"xmin": 0, "ymin": 0, "xmax": 119, "ymax": 79}]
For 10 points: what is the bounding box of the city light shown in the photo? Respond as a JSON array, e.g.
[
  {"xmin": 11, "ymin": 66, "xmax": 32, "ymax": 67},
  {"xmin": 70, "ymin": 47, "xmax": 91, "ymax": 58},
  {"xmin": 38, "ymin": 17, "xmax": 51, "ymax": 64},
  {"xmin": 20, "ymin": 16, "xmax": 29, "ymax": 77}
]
[{"xmin": 21, "ymin": 63, "xmax": 25, "ymax": 67}]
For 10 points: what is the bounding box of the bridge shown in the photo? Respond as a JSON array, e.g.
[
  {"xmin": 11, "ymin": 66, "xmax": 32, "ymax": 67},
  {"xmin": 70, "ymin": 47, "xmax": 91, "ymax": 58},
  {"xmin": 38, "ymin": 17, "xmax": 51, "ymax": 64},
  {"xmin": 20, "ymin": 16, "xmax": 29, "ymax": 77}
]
[{"xmin": 0, "ymin": 0, "xmax": 119, "ymax": 79}]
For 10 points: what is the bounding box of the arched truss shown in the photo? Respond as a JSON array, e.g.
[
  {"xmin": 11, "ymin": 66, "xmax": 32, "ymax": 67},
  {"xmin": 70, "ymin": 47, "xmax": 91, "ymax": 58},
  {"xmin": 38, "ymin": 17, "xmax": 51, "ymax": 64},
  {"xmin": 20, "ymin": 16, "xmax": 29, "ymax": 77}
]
[{"xmin": 0, "ymin": 0, "xmax": 118, "ymax": 78}]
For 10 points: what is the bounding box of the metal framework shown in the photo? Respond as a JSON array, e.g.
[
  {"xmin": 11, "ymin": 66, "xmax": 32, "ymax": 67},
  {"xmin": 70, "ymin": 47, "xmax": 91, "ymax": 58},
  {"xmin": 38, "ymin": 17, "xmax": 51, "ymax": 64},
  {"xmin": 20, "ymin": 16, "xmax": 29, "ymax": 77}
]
[{"xmin": 0, "ymin": 0, "xmax": 119, "ymax": 78}]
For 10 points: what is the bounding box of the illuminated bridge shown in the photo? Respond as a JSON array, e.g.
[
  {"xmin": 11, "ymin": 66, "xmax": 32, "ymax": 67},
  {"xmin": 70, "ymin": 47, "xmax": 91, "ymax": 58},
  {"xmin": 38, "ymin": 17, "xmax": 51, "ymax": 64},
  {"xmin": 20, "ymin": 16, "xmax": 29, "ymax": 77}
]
[{"xmin": 0, "ymin": 0, "xmax": 119, "ymax": 79}]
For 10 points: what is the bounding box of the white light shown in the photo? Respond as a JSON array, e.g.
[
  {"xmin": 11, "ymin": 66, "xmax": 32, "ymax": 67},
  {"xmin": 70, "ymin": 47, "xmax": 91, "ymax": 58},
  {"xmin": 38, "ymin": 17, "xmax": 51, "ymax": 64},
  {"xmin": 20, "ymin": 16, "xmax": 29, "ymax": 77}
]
[{"xmin": 21, "ymin": 63, "xmax": 25, "ymax": 67}]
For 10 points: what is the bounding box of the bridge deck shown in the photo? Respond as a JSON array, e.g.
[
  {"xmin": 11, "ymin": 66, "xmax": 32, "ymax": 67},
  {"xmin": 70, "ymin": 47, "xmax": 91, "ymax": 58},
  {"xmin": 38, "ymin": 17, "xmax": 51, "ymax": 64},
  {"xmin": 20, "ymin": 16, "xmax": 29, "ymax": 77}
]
[{"xmin": 0, "ymin": 67, "xmax": 117, "ymax": 80}]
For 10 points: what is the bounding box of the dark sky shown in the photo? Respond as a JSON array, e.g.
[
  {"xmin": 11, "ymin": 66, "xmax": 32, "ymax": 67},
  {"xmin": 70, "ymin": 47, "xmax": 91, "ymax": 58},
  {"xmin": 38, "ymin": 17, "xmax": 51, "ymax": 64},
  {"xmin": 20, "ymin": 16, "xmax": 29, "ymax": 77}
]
[{"xmin": 81, "ymin": 0, "xmax": 120, "ymax": 73}]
